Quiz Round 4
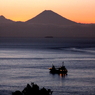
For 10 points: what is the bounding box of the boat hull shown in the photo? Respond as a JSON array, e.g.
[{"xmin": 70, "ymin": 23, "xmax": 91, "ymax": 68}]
[{"xmin": 49, "ymin": 69, "xmax": 68, "ymax": 74}]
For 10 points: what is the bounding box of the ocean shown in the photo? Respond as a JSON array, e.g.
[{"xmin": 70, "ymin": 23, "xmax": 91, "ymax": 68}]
[{"xmin": 0, "ymin": 38, "xmax": 95, "ymax": 95}]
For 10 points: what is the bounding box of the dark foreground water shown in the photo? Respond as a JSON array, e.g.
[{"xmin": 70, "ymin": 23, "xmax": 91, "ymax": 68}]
[{"xmin": 0, "ymin": 38, "xmax": 95, "ymax": 95}]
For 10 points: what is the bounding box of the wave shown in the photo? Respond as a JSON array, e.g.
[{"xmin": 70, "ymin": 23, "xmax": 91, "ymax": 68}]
[{"xmin": 64, "ymin": 47, "xmax": 95, "ymax": 54}]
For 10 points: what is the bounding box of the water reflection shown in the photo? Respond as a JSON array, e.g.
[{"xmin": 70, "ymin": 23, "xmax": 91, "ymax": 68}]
[
  {"xmin": 50, "ymin": 72, "xmax": 67, "ymax": 78},
  {"xmin": 59, "ymin": 73, "xmax": 67, "ymax": 78}
]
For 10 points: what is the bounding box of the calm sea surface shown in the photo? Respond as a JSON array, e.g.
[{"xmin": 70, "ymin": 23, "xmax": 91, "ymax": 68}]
[{"xmin": 0, "ymin": 38, "xmax": 95, "ymax": 95}]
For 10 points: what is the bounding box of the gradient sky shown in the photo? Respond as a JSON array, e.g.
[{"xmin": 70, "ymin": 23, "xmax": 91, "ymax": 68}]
[{"xmin": 0, "ymin": 0, "xmax": 95, "ymax": 23}]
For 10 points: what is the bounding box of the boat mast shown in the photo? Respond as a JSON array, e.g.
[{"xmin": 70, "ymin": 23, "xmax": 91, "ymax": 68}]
[{"xmin": 62, "ymin": 61, "xmax": 64, "ymax": 66}]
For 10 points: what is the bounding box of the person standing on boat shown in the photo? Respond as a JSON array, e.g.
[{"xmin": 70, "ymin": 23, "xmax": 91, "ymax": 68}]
[{"xmin": 52, "ymin": 64, "xmax": 55, "ymax": 70}]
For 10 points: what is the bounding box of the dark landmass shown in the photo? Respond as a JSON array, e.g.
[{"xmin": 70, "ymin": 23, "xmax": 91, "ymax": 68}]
[
  {"xmin": 45, "ymin": 36, "xmax": 53, "ymax": 38},
  {"xmin": 0, "ymin": 15, "xmax": 14, "ymax": 23},
  {"xmin": 12, "ymin": 82, "xmax": 53, "ymax": 95},
  {"xmin": 0, "ymin": 10, "xmax": 95, "ymax": 38}
]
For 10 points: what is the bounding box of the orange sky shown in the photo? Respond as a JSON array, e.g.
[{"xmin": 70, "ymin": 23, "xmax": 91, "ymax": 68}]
[{"xmin": 0, "ymin": 0, "xmax": 95, "ymax": 23}]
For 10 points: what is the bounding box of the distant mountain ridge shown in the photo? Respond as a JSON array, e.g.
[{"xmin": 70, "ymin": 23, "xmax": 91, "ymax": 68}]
[
  {"xmin": 0, "ymin": 15, "xmax": 14, "ymax": 23},
  {"xmin": 0, "ymin": 10, "xmax": 78, "ymax": 25},
  {"xmin": 0, "ymin": 10, "xmax": 95, "ymax": 38}
]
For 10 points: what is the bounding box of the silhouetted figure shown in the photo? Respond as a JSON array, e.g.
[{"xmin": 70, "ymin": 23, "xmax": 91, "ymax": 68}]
[{"xmin": 52, "ymin": 64, "xmax": 55, "ymax": 70}]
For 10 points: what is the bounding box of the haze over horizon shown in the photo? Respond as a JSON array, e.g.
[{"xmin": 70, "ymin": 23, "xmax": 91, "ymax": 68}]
[{"xmin": 0, "ymin": 0, "xmax": 95, "ymax": 24}]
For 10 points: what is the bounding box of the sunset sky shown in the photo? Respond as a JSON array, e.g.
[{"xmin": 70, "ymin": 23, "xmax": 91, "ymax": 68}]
[{"xmin": 0, "ymin": 0, "xmax": 95, "ymax": 23}]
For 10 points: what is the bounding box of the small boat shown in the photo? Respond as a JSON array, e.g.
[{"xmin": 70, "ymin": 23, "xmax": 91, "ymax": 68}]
[{"xmin": 49, "ymin": 62, "xmax": 68, "ymax": 74}]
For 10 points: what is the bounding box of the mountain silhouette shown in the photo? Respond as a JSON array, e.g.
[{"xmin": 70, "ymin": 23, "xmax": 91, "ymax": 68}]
[
  {"xmin": 0, "ymin": 15, "xmax": 14, "ymax": 23},
  {"xmin": 26, "ymin": 10, "xmax": 77, "ymax": 26},
  {"xmin": 0, "ymin": 10, "xmax": 95, "ymax": 38}
]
